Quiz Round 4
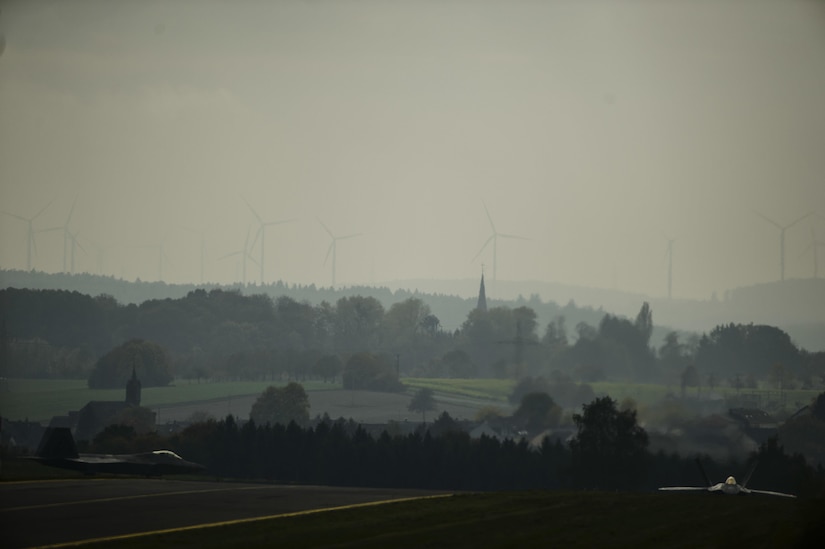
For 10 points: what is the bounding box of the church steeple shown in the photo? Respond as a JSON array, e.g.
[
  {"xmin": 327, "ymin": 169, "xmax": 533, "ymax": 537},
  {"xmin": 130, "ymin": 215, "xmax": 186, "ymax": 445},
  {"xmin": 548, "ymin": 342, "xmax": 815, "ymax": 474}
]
[
  {"xmin": 126, "ymin": 365, "xmax": 141, "ymax": 406},
  {"xmin": 477, "ymin": 271, "xmax": 488, "ymax": 312}
]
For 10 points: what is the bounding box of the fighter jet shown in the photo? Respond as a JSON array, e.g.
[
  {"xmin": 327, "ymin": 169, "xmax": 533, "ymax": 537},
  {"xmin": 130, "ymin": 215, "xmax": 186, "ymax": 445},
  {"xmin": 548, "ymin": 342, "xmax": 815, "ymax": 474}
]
[
  {"xmin": 658, "ymin": 458, "xmax": 796, "ymax": 498},
  {"xmin": 29, "ymin": 427, "xmax": 206, "ymax": 476}
]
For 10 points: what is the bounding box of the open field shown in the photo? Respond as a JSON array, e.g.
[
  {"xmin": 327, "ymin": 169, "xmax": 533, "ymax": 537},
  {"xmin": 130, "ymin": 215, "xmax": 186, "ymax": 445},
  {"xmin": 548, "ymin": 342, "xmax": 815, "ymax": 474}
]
[
  {"xmin": 61, "ymin": 489, "xmax": 824, "ymax": 549},
  {"xmin": 2, "ymin": 378, "xmax": 819, "ymax": 424},
  {"xmin": 0, "ymin": 379, "xmax": 342, "ymax": 422}
]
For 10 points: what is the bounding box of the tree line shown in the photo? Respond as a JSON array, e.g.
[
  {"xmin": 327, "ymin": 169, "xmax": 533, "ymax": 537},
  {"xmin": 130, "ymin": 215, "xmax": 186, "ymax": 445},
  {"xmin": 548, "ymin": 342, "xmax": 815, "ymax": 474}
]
[
  {"xmin": 84, "ymin": 396, "xmax": 825, "ymax": 498},
  {"xmin": 2, "ymin": 287, "xmax": 823, "ymax": 391}
]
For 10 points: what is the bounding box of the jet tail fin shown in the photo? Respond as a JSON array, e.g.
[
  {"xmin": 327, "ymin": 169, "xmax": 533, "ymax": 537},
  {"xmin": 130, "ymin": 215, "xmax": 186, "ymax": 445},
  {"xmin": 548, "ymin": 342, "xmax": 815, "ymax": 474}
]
[
  {"xmin": 695, "ymin": 457, "xmax": 712, "ymax": 487},
  {"xmin": 36, "ymin": 427, "xmax": 79, "ymax": 459},
  {"xmin": 742, "ymin": 460, "xmax": 758, "ymax": 488}
]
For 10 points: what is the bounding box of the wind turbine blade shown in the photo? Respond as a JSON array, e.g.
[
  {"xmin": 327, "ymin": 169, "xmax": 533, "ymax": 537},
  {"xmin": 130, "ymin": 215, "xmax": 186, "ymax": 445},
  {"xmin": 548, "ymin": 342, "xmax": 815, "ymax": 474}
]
[
  {"xmin": 786, "ymin": 211, "xmax": 813, "ymax": 230},
  {"xmin": 251, "ymin": 226, "xmax": 262, "ymax": 251},
  {"xmin": 65, "ymin": 196, "xmax": 77, "ymax": 227},
  {"xmin": 33, "ymin": 201, "xmax": 53, "ymax": 221},
  {"xmin": 498, "ymin": 233, "xmax": 529, "ymax": 240},
  {"xmin": 338, "ymin": 233, "xmax": 361, "ymax": 241},
  {"xmin": 472, "ymin": 235, "xmax": 494, "ymax": 262},
  {"xmin": 754, "ymin": 211, "xmax": 782, "ymax": 230},
  {"xmin": 1, "ymin": 211, "xmax": 27, "ymax": 222},
  {"xmin": 324, "ymin": 242, "xmax": 334, "ymax": 265},
  {"xmin": 218, "ymin": 250, "xmax": 241, "ymax": 260},
  {"xmin": 318, "ymin": 219, "xmax": 334, "ymax": 239},
  {"xmin": 242, "ymin": 196, "xmax": 263, "ymax": 225},
  {"xmin": 264, "ymin": 218, "xmax": 297, "ymax": 227},
  {"xmin": 481, "ymin": 200, "xmax": 496, "ymax": 232}
]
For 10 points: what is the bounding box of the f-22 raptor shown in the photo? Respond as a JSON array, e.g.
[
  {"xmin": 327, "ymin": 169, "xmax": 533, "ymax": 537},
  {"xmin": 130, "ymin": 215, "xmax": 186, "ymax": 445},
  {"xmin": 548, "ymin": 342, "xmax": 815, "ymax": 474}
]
[
  {"xmin": 658, "ymin": 458, "xmax": 796, "ymax": 498},
  {"xmin": 29, "ymin": 427, "xmax": 205, "ymax": 476}
]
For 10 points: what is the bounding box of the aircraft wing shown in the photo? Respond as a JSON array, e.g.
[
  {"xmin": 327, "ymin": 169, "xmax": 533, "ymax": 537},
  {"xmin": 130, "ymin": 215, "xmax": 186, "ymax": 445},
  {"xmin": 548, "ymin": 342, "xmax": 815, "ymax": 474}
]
[
  {"xmin": 658, "ymin": 487, "xmax": 707, "ymax": 492},
  {"xmin": 747, "ymin": 489, "xmax": 797, "ymax": 498}
]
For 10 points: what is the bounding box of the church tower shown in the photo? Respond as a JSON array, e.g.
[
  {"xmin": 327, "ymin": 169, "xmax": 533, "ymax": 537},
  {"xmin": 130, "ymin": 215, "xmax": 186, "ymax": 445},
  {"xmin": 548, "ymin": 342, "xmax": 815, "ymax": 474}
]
[
  {"xmin": 477, "ymin": 271, "xmax": 488, "ymax": 312},
  {"xmin": 126, "ymin": 365, "xmax": 141, "ymax": 406}
]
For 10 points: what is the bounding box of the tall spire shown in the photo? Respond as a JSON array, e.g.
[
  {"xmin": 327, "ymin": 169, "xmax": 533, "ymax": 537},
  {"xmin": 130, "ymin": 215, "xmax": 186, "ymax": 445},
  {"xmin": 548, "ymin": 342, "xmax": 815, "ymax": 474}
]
[
  {"xmin": 477, "ymin": 269, "xmax": 488, "ymax": 312},
  {"xmin": 126, "ymin": 364, "xmax": 141, "ymax": 406}
]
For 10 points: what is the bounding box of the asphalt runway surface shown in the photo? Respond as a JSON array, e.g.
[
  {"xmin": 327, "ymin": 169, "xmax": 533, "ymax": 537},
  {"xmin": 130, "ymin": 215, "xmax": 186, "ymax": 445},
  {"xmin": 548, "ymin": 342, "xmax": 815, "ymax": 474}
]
[{"xmin": 0, "ymin": 478, "xmax": 448, "ymax": 548}]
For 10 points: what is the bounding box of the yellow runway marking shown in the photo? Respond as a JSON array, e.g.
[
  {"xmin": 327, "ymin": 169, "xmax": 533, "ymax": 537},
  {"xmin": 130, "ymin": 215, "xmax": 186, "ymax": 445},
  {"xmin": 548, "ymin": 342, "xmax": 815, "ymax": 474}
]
[
  {"xmin": 3, "ymin": 485, "xmax": 274, "ymax": 513},
  {"xmin": 36, "ymin": 493, "xmax": 453, "ymax": 548}
]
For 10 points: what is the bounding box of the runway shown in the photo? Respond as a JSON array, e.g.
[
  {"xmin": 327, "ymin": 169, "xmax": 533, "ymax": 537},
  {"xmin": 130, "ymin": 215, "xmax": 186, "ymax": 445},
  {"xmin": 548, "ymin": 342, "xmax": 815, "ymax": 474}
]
[{"xmin": 0, "ymin": 478, "xmax": 448, "ymax": 548}]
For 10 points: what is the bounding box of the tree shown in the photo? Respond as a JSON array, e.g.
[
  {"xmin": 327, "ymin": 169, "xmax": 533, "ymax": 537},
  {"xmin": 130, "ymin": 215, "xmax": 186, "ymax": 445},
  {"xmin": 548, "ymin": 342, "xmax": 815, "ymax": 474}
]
[
  {"xmin": 681, "ymin": 364, "xmax": 700, "ymax": 398},
  {"xmin": 634, "ymin": 301, "xmax": 653, "ymax": 345},
  {"xmin": 408, "ymin": 387, "xmax": 436, "ymax": 423},
  {"xmin": 442, "ymin": 349, "xmax": 476, "ymax": 378},
  {"xmin": 514, "ymin": 392, "xmax": 561, "ymax": 433},
  {"xmin": 334, "ymin": 296, "xmax": 384, "ymax": 352},
  {"xmin": 812, "ymin": 392, "xmax": 825, "ymax": 423},
  {"xmin": 249, "ymin": 382, "xmax": 310, "ymax": 427},
  {"xmin": 342, "ymin": 352, "xmax": 403, "ymax": 392},
  {"xmin": 88, "ymin": 339, "xmax": 173, "ymax": 388},
  {"xmin": 313, "ymin": 354, "xmax": 343, "ymax": 383},
  {"xmin": 569, "ymin": 396, "xmax": 648, "ymax": 490}
]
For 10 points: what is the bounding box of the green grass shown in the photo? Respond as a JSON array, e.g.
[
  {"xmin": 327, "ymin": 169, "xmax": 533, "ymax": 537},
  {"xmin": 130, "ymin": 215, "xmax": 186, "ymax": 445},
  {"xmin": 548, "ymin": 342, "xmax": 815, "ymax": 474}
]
[
  {"xmin": 0, "ymin": 379, "xmax": 341, "ymax": 422},
  {"xmin": 403, "ymin": 378, "xmax": 514, "ymax": 402},
  {"xmin": 80, "ymin": 490, "xmax": 823, "ymax": 549},
  {"xmin": 2, "ymin": 377, "xmax": 819, "ymax": 423}
]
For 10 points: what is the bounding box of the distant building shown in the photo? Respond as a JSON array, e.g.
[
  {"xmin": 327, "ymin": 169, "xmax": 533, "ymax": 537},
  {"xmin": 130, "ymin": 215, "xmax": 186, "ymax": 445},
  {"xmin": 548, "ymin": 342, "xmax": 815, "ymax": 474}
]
[{"xmin": 49, "ymin": 367, "xmax": 155, "ymax": 442}]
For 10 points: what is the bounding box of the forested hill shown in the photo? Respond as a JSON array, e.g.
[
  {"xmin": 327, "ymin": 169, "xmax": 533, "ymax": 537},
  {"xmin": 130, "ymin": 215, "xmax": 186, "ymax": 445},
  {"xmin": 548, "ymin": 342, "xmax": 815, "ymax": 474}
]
[
  {"xmin": 2, "ymin": 269, "xmax": 824, "ymax": 351},
  {"xmin": 0, "ymin": 269, "xmax": 610, "ymax": 340}
]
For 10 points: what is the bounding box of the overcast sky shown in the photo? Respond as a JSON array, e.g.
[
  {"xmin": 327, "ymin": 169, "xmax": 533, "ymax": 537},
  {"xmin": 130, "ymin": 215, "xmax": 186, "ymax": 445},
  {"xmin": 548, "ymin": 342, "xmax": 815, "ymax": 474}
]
[{"xmin": 1, "ymin": 1, "xmax": 824, "ymax": 300}]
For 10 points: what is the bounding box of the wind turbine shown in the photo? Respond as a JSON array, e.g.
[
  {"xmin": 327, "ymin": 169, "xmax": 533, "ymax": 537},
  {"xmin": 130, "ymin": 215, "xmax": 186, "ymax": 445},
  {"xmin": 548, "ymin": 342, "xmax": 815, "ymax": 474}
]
[
  {"xmin": 472, "ymin": 201, "xmax": 528, "ymax": 284},
  {"xmin": 755, "ymin": 211, "xmax": 813, "ymax": 282},
  {"xmin": 1, "ymin": 201, "xmax": 52, "ymax": 270},
  {"xmin": 66, "ymin": 229, "xmax": 86, "ymax": 274},
  {"xmin": 801, "ymin": 228, "xmax": 825, "ymax": 279},
  {"xmin": 243, "ymin": 197, "xmax": 295, "ymax": 284},
  {"xmin": 219, "ymin": 227, "xmax": 258, "ymax": 286},
  {"xmin": 319, "ymin": 220, "xmax": 360, "ymax": 289},
  {"xmin": 137, "ymin": 242, "xmax": 169, "ymax": 281},
  {"xmin": 40, "ymin": 197, "xmax": 78, "ymax": 273}
]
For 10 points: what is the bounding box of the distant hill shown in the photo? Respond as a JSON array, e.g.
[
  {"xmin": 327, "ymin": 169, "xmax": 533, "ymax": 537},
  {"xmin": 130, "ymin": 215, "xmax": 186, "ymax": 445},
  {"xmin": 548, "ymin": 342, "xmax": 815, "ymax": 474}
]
[
  {"xmin": 381, "ymin": 278, "xmax": 825, "ymax": 352},
  {"xmin": 2, "ymin": 270, "xmax": 824, "ymax": 351}
]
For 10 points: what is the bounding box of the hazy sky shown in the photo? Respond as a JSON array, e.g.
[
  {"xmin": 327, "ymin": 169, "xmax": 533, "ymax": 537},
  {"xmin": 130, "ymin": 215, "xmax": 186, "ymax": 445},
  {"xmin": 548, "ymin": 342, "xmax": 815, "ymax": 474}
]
[{"xmin": 1, "ymin": 1, "xmax": 824, "ymax": 300}]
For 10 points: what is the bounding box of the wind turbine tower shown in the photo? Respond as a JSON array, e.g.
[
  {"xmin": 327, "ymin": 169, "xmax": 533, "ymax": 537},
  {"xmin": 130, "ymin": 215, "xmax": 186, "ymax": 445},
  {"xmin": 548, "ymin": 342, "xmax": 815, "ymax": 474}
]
[
  {"xmin": 1, "ymin": 201, "xmax": 53, "ymax": 271},
  {"xmin": 755, "ymin": 211, "xmax": 812, "ymax": 282},
  {"xmin": 60, "ymin": 197, "xmax": 78, "ymax": 272},
  {"xmin": 319, "ymin": 220, "xmax": 360, "ymax": 289},
  {"xmin": 243, "ymin": 197, "xmax": 294, "ymax": 285},
  {"xmin": 802, "ymin": 228, "xmax": 825, "ymax": 279},
  {"xmin": 472, "ymin": 201, "xmax": 528, "ymax": 284},
  {"xmin": 219, "ymin": 228, "xmax": 258, "ymax": 286}
]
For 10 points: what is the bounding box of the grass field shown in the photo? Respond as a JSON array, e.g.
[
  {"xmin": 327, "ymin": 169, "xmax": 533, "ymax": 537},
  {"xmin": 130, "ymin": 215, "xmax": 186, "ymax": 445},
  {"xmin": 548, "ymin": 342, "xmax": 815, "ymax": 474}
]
[
  {"xmin": 2, "ymin": 377, "xmax": 819, "ymax": 423},
  {"xmin": 0, "ymin": 379, "xmax": 342, "ymax": 422},
  {"xmin": 75, "ymin": 490, "xmax": 824, "ymax": 549}
]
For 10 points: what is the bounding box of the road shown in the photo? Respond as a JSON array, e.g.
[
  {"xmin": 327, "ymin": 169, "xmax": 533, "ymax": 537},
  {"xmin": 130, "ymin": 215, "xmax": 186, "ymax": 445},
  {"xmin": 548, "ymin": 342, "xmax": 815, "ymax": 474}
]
[{"xmin": 0, "ymin": 478, "xmax": 448, "ymax": 548}]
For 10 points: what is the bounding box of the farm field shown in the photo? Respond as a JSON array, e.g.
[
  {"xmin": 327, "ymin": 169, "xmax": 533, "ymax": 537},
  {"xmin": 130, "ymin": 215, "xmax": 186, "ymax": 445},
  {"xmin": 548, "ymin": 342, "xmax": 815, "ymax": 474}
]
[
  {"xmin": 1, "ymin": 378, "xmax": 819, "ymax": 424},
  {"xmin": 0, "ymin": 379, "xmax": 341, "ymax": 423}
]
